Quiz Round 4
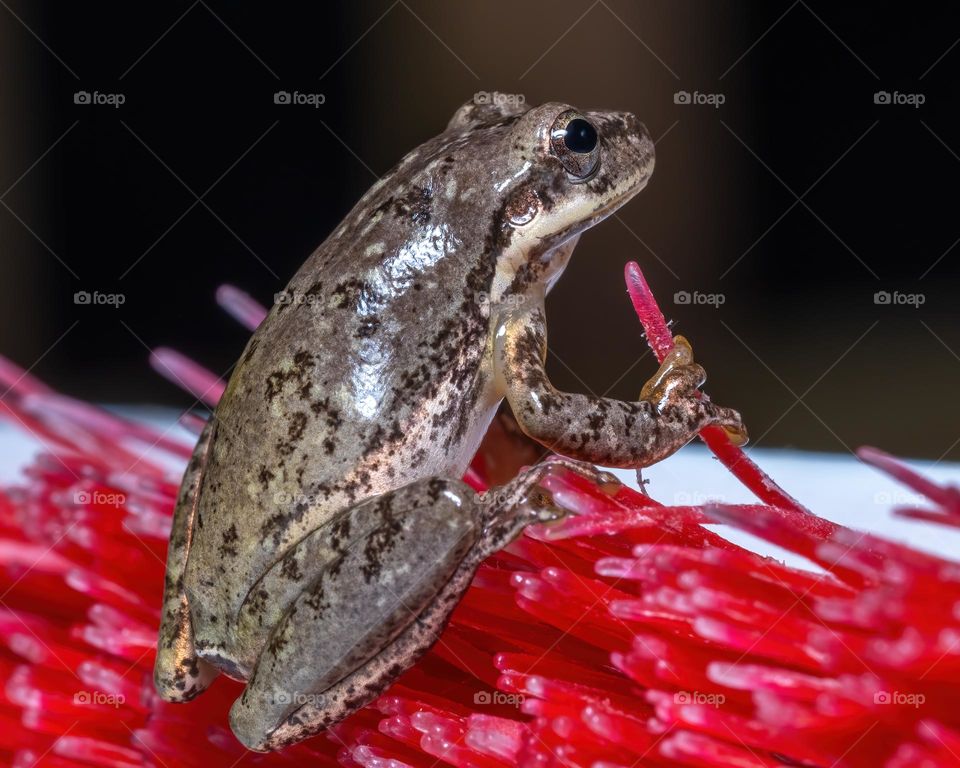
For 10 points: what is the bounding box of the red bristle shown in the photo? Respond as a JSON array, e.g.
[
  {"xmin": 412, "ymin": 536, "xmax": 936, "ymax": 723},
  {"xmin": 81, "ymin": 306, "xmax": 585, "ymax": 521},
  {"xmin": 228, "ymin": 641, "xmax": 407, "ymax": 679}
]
[{"xmin": 0, "ymin": 265, "xmax": 953, "ymax": 767}]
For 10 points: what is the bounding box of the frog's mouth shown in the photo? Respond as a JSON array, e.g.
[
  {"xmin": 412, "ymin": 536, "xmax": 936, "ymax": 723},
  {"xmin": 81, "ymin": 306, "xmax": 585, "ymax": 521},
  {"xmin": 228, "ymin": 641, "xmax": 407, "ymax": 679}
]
[
  {"xmin": 549, "ymin": 168, "xmax": 652, "ymax": 251},
  {"xmin": 529, "ymin": 174, "xmax": 649, "ymax": 260},
  {"xmin": 588, "ymin": 175, "xmax": 650, "ymax": 222}
]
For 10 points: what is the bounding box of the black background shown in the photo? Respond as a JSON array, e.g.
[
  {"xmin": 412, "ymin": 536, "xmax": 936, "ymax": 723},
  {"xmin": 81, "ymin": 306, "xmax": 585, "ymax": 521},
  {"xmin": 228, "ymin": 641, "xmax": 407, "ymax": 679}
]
[{"xmin": 0, "ymin": 1, "xmax": 957, "ymax": 461}]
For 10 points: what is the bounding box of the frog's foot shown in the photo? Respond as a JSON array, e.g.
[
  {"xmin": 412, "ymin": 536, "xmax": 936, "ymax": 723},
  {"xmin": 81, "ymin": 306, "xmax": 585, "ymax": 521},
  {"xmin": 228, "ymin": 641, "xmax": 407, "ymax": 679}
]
[
  {"xmin": 640, "ymin": 335, "xmax": 748, "ymax": 447},
  {"xmin": 154, "ymin": 595, "xmax": 220, "ymax": 702},
  {"xmin": 228, "ymin": 477, "xmax": 490, "ymax": 752},
  {"xmin": 475, "ymin": 456, "xmax": 621, "ymax": 555}
]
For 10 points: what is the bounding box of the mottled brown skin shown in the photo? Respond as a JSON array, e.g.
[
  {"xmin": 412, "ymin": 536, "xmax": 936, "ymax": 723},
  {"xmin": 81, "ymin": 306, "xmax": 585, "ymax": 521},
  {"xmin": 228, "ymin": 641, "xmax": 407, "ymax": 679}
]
[{"xmin": 154, "ymin": 97, "xmax": 746, "ymax": 752}]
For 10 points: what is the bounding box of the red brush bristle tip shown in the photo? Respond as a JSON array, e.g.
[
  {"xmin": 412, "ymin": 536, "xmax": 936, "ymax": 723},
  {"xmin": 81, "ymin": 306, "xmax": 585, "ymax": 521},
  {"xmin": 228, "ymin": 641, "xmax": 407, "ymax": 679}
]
[{"xmin": 0, "ymin": 264, "xmax": 956, "ymax": 766}]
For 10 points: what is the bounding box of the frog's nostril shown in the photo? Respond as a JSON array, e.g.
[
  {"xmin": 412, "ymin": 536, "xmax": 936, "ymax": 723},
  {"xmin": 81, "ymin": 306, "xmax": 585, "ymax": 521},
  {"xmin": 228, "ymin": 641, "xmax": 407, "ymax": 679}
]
[{"xmin": 623, "ymin": 112, "xmax": 643, "ymax": 135}]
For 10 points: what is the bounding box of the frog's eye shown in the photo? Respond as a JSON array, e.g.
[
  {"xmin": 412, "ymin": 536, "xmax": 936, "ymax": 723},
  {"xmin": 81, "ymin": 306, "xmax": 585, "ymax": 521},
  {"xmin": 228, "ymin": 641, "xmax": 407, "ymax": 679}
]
[{"xmin": 550, "ymin": 111, "xmax": 600, "ymax": 181}]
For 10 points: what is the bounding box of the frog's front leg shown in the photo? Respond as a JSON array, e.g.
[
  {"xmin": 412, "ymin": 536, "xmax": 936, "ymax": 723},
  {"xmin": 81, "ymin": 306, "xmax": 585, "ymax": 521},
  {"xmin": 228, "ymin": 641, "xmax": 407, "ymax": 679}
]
[
  {"xmin": 494, "ymin": 304, "xmax": 747, "ymax": 469},
  {"xmin": 229, "ymin": 471, "xmax": 575, "ymax": 752}
]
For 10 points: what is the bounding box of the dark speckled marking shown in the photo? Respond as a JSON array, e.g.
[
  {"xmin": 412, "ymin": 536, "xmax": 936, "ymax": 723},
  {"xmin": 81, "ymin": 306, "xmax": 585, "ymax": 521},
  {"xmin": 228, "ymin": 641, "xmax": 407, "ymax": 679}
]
[
  {"xmin": 359, "ymin": 502, "xmax": 405, "ymax": 583},
  {"xmin": 393, "ymin": 184, "xmax": 433, "ymax": 225},
  {"xmin": 279, "ymin": 551, "xmax": 303, "ymax": 581},
  {"xmin": 265, "ymin": 350, "xmax": 316, "ymax": 402},
  {"xmin": 258, "ymin": 465, "xmax": 275, "ymax": 489},
  {"xmin": 329, "ymin": 278, "xmax": 370, "ymax": 310},
  {"xmin": 260, "ymin": 502, "xmax": 309, "ymax": 548},
  {"xmin": 221, "ymin": 524, "xmax": 239, "ymax": 558},
  {"xmin": 276, "ymin": 411, "xmax": 309, "ymax": 458}
]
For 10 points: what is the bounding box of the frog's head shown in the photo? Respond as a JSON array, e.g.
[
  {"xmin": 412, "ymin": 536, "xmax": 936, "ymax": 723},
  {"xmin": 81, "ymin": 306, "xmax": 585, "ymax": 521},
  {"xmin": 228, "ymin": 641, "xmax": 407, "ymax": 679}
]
[{"xmin": 446, "ymin": 98, "xmax": 655, "ymax": 300}]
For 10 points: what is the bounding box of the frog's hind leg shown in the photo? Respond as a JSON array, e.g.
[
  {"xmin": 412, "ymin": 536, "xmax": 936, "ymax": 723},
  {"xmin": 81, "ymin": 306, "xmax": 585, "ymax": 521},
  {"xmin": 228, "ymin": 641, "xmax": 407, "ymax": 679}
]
[
  {"xmin": 228, "ymin": 460, "xmax": 617, "ymax": 751},
  {"xmin": 240, "ymin": 533, "xmax": 488, "ymax": 751},
  {"xmin": 154, "ymin": 418, "xmax": 219, "ymax": 702},
  {"xmin": 228, "ymin": 477, "xmax": 484, "ymax": 751}
]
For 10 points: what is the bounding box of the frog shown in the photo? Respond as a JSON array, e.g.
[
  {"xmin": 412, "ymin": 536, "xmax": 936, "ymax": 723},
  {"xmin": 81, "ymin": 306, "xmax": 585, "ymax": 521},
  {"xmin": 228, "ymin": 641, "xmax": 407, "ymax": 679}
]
[{"xmin": 153, "ymin": 96, "xmax": 747, "ymax": 752}]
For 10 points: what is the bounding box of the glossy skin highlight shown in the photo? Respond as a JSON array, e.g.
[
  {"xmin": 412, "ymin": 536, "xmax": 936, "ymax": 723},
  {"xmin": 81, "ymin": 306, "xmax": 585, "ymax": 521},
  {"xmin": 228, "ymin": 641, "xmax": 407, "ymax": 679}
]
[{"xmin": 154, "ymin": 97, "xmax": 746, "ymax": 751}]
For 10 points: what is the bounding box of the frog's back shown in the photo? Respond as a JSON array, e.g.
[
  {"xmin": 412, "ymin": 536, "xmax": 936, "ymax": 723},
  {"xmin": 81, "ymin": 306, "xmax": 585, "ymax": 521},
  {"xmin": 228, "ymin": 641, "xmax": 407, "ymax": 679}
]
[{"xmin": 183, "ymin": 124, "xmax": 513, "ymax": 660}]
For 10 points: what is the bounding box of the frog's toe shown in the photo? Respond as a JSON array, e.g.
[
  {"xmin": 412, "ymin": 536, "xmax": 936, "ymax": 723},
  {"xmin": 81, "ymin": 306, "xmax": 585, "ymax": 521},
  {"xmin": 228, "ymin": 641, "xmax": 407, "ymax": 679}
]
[
  {"xmin": 154, "ymin": 651, "xmax": 217, "ymax": 703},
  {"xmin": 712, "ymin": 405, "xmax": 749, "ymax": 446},
  {"xmin": 153, "ymin": 597, "xmax": 219, "ymax": 702},
  {"xmin": 475, "ymin": 457, "xmax": 623, "ymax": 553},
  {"xmin": 229, "ymin": 696, "xmax": 273, "ymax": 752}
]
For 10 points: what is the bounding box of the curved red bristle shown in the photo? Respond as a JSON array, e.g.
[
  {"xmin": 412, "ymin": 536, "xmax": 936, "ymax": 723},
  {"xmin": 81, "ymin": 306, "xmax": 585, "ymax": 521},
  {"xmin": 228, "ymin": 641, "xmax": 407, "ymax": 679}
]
[
  {"xmin": 215, "ymin": 285, "xmax": 268, "ymax": 331},
  {"xmin": 625, "ymin": 261, "xmax": 810, "ymax": 517},
  {"xmin": 148, "ymin": 348, "xmax": 225, "ymax": 406}
]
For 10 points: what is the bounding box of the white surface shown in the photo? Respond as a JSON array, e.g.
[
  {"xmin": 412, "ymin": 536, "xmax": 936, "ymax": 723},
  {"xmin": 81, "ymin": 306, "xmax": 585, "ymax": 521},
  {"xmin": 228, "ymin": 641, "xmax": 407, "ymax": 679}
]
[
  {"xmin": 623, "ymin": 444, "xmax": 960, "ymax": 569},
  {"xmin": 0, "ymin": 409, "xmax": 957, "ymax": 570}
]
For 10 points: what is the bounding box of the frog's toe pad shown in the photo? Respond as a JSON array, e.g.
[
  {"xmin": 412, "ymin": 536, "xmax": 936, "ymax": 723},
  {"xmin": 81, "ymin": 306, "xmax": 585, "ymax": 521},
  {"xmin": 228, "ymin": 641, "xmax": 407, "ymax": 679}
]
[{"xmin": 153, "ymin": 651, "xmax": 217, "ymax": 703}]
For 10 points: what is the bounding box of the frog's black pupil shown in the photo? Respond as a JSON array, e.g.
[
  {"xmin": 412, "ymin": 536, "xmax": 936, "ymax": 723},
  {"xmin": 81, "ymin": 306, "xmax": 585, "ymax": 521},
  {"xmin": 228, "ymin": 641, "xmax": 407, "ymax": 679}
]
[{"xmin": 564, "ymin": 118, "xmax": 597, "ymax": 154}]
